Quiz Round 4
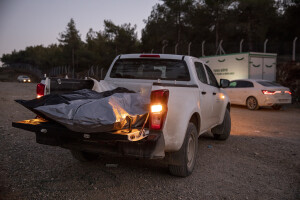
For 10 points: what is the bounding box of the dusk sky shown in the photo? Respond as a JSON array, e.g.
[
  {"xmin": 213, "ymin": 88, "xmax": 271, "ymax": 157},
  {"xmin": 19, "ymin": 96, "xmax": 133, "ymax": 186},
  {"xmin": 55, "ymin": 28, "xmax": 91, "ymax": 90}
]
[{"xmin": 0, "ymin": 0, "xmax": 160, "ymax": 64}]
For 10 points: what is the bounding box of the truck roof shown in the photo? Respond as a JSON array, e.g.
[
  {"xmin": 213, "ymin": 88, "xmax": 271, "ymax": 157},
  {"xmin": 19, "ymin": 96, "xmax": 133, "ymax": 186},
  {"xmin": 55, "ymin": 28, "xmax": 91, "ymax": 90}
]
[{"xmin": 119, "ymin": 54, "xmax": 186, "ymax": 60}]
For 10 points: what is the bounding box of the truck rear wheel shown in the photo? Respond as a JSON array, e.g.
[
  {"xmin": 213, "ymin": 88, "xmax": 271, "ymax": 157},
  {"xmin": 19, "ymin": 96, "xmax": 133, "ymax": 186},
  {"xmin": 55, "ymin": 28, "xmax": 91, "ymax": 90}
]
[
  {"xmin": 168, "ymin": 123, "xmax": 198, "ymax": 177},
  {"xmin": 212, "ymin": 109, "xmax": 231, "ymax": 140},
  {"xmin": 71, "ymin": 150, "xmax": 99, "ymax": 162}
]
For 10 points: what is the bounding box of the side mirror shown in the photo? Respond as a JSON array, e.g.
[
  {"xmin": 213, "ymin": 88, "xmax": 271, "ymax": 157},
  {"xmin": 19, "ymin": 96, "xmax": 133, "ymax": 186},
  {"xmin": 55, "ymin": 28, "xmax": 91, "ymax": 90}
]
[{"xmin": 220, "ymin": 79, "xmax": 230, "ymax": 88}]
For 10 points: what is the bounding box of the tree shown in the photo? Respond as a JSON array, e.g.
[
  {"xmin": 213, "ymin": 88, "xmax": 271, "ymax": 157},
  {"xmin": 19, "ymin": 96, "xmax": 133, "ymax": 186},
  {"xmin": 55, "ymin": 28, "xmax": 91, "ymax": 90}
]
[
  {"xmin": 1, "ymin": 2, "xmax": 299, "ymax": 74},
  {"xmin": 103, "ymin": 20, "xmax": 139, "ymax": 55},
  {"xmin": 142, "ymin": 0, "xmax": 196, "ymax": 54},
  {"xmin": 201, "ymin": 0, "xmax": 236, "ymax": 49},
  {"xmin": 58, "ymin": 18, "xmax": 82, "ymax": 51},
  {"xmin": 236, "ymin": 0, "xmax": 278, "ymax": 50},
  {"xmin": 58, "ymin": 18, "xmax": 83, "ymax": 70}
]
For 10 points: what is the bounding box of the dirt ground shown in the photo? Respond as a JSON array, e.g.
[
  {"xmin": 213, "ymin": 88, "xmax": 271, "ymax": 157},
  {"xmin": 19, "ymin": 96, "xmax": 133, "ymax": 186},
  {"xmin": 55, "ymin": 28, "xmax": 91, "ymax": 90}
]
[{"xmin": 0, "ymin": 82, "xmax": 299, "ymax": 200}]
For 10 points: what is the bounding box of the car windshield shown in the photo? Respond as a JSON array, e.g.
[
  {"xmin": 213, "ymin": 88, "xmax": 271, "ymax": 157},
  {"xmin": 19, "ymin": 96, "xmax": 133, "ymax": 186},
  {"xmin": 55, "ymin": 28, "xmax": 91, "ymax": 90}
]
[
  {"xmin": 110, "ymin": 59, "xmax": 190, "ymax": 81},
  {"xmin": 257, "ymin": 81, "xmax": 281, "ymax": 87}
]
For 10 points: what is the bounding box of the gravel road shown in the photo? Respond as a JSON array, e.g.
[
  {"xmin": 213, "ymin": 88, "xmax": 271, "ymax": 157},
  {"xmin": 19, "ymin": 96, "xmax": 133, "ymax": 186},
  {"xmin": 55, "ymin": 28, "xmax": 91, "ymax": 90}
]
[{"xmin": 0, "ymin": 82, "xmax": 299, "ymax": 200}]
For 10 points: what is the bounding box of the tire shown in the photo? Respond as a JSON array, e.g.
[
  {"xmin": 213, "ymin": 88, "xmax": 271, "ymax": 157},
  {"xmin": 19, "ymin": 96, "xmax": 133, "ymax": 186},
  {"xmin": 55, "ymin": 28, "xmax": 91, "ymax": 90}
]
[
  {"xmin": 168, "ymin": 123, "xmax": 198, "ymax": 177},
  {"xmin": 272, "ymin": 105, "xmax": 282, "ymax": 110},
  {"xmin": 246, "ymin": 96, "xmax": 259, "ymax": 110},
  {"xmin": 212, "ymin": 109, "xmax": 231, "ymax": 140},
  {"xmin": 71, "ymin": 150, "xmax": 99, "ymax": 162}
]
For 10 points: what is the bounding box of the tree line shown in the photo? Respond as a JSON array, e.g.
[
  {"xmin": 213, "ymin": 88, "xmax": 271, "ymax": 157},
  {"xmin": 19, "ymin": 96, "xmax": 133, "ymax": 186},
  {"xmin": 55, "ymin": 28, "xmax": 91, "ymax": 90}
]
[{"xmin": 1, "ymin": 0, "xmax": 299, "ymax": 74}]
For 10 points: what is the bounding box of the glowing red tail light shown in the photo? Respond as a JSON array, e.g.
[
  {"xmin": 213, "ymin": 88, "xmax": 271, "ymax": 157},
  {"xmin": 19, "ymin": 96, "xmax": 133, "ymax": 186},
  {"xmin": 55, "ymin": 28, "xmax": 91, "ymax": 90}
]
[
  {"xmin": 262, "ymin": 90, "xmax": 276, "ymax": 95},
  {"xmin": 285, "ymin": 91, "xmax": 292, "ymax": 95},
  {"xmin": 140, "ymin": 54, "xmax": 160, "ymax": 58},
  {"xmin": 36, "ymin": 83, "xmax": 45, "ymax": 98},
  {"xmin": 149, "ymin": 90, "xmax": 169, "ymax": 130}
]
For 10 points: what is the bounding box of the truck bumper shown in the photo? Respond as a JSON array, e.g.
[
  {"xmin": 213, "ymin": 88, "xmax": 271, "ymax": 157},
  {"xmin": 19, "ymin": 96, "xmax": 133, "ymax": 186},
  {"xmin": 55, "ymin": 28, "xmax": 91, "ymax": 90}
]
[
  {"xmin": 37, "ymin": 131, "xmax": 165, "ymax": 159},
  {"xmin": 12, "ymin": 118, "xmax": 165, "ymax": 159}
]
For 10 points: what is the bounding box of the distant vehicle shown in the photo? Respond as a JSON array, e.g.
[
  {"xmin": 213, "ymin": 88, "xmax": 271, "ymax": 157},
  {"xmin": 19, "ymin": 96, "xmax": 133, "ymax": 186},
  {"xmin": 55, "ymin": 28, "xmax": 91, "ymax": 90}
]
[
  {"xmin": 224, "ymin": 79, "xmax": 292, "ymax": 110},
  {"xmin": 17, "ymin": 75, "xmax": 31, "ymax": 83}
]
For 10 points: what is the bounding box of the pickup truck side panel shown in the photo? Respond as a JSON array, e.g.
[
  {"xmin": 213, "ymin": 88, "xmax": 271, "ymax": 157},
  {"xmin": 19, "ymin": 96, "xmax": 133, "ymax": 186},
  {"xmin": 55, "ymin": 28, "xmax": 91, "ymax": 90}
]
[
  {"xmin": 152, "ymin": 85, "xmax": 201, "ymax": 152},
  {"xmin": 188, "ymin": 57, "xmax": 229, "ymax": 127}
]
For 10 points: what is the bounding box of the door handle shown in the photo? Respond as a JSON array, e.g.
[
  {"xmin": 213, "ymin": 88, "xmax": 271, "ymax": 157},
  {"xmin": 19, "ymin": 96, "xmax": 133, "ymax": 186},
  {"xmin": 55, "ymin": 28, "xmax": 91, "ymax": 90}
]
[
  {"xmin": 213, "ymin": 92, "xmax": 216, "ymax": 95},
  {"xmin": 201, "ymin": 91, "xmax": 206, "ymax": 95}
]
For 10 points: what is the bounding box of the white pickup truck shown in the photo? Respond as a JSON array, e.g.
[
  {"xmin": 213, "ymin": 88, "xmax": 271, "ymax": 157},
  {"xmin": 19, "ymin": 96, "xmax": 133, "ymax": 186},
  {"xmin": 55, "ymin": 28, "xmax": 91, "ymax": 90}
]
[{"xmin": 13, "ymin": 54, "xmax": 231, "ymax": 177}]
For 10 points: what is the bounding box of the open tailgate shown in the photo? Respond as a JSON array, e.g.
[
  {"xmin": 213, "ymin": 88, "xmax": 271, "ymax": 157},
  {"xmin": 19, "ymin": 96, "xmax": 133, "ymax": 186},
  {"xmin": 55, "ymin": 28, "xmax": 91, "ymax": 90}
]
[{"xmin": 12, "ymin": 118, "xmax": 149, "ymax": 142}]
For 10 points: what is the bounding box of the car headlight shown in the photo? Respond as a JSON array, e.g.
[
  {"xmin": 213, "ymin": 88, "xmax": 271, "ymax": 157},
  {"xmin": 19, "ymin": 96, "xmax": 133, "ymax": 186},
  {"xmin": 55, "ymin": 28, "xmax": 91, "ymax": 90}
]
[
  {"xmin": 23, "ymin": 80, "xmax": 26, "ymax": 82},
  {"xmin": 28, "ymin": 79, "xmax": 31, "ymax": 82}
]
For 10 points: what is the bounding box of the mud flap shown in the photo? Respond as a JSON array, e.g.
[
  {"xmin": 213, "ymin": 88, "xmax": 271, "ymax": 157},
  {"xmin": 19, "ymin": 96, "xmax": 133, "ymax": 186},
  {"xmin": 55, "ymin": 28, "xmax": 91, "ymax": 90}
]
[{"xmin": 164, "ymin": 149, "xmax": 185, "ymax": 166}]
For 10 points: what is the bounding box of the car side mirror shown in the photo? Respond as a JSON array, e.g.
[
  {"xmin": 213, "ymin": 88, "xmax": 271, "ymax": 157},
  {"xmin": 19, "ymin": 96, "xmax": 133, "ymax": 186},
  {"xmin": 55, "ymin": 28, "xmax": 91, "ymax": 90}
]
[{"xmin": 220, "ymin": 79, "xmax": 230, "ymax": 88}]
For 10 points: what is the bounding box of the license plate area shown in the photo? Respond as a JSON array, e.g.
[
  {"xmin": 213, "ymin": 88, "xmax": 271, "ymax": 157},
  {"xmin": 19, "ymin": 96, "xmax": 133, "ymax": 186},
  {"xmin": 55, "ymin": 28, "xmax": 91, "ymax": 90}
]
[
  {"xmin": 278, "ymin": 99, "xmax": 290, "ymax": 103},
  {"xmin": 112, "ymin": 129, "xmax": 149, "ymax": 141}
]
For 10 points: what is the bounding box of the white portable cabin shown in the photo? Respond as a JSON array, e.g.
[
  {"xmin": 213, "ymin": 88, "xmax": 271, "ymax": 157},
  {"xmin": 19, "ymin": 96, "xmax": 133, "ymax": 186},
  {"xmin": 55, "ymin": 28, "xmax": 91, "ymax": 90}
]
[{"xmin": 200, "ymin": 52, "xmax": 277, "ymax": 82}]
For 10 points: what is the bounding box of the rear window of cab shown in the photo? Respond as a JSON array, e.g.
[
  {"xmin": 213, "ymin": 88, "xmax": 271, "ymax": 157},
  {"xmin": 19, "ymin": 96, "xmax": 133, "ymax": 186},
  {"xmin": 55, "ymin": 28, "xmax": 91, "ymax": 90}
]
[{"xmin": 110, "ymin": 59, "xmax": 190, "ymax": 81}]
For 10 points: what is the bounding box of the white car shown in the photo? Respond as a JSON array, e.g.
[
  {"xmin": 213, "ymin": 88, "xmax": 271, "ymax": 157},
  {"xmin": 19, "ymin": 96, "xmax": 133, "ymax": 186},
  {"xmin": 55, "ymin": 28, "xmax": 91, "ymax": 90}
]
[
  {"xmin": 225, "ymin": 79, "xmax": 292, "ymax": 110},
  {"xmin": 17, "ymin": 75, "xmax": 31, "ymax": 83}
]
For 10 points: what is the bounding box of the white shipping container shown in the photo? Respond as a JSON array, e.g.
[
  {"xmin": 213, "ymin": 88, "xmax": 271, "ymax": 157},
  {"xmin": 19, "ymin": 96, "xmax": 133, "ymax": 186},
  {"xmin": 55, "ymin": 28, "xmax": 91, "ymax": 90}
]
[{"xmin": 200, "ymin": 52, "xmax": 277, "ymax": 82}]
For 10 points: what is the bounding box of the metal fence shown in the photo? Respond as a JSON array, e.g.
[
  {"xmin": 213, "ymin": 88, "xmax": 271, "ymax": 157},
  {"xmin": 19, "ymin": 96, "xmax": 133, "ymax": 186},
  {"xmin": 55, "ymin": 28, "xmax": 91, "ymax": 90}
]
[
  {"xmin": 4, "ymin": 37, "xmax": 298, "ymax": 80},
  {"xmin": 3, "ymin": 63, "xmax": 43, "ymax": 78},
  {"xmin": 146, "ymin": 37, "xmax": 299, "ymax": 62},
  {"xmin": 48, "ymin": 65, "xmax": 107, "ymax": 80}
]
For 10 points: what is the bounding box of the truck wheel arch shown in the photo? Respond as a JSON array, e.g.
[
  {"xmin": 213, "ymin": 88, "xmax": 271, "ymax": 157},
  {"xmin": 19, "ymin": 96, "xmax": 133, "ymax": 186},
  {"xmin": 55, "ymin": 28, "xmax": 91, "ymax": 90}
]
[
  {"xmin": 165, "ymin": 112, "xmax": 200, "ymax": 166},
  {"xmin": 227, "ymin": 103, "xmax": 231, "ymax": 112},
  {"xmin": 189, "ymin": 112, "xmax": 201, "ymax": 136}
]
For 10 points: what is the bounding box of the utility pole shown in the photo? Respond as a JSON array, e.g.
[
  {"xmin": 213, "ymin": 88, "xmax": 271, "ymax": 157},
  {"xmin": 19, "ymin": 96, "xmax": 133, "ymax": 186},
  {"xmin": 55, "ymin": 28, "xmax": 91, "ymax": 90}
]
[
  {"xmin": 202, "ymin": 41, "xmax": 205, "ymax": 57},
  {"xmin": 264, "ymin": 39, "xmax": 268, "ymax": 53},
  {"xmin": 72, "ymin": 48, "xmax": 75, "ymax": 78},
  {"xmin": 240, "ymin": 39, "xmax": 244, "ymax": 53},
  {"xmin": 188, "ymin": 42, "xmax": 192, "ymax": 56},
  {"xmin": 293, "ymin": 37, "xmax": 298, "ymax": 61},
  {"xmin": 162, "ymin": 44, "xmax": 168, "ymax": 54}
]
